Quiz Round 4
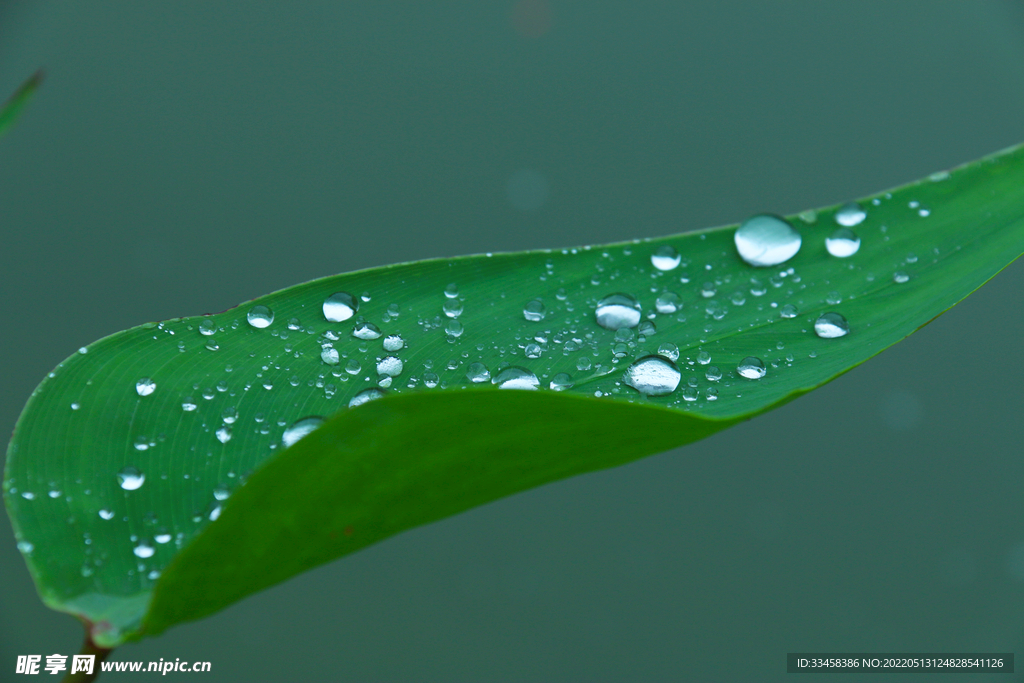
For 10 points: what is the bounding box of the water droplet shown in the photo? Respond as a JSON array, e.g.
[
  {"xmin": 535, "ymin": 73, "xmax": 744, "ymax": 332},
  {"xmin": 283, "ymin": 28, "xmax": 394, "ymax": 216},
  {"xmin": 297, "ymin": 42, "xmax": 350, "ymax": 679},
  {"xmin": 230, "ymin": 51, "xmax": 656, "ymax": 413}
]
[
  {"xmin": 814, "ymin": 312, "xmax": 850, "ymax": 338},
  {"xmin": 321, "ymin": 346, "xmax": 341, "ymax": 365},
  {"xmin": 893, "ymin": 271, "xmax": 910, "ymax": 284},
  {"xmin": 247, "ymin": 305, "xmax": 274, "ymax": 328},
  {"xmin": 117, "ymin": 467, "xmax": 145, "ymax": 491},
  {"xmin": 352, "ymin": 321, "xmax": 382, "ymax": 340},
  {"xmin": 734, "ymin": 214, "xmax": 801, "ymax": 267},
  {"xmin": 383, "ymin": 334, "xmax": 405, "ymax": 351},
  {"xmin": 213, "ymin": 486, "xmax": 230, "ymax": 501},
  {"xmin": 198, "ymin": 319, "xmax": 217, "ymax": 336},
  {"xmin": 17, "ymin": 541, "xmax": 34, "ymax": 554},
  {"xmin": 525, "ymin": 343, "xmax": 543, "ymax": 359},
  {"xmin": 78, "ymin": 347, "xmax": 88, "ymax": 354},
  {"xmin": 133, "ymin": 543, "xmax": 155, "ymax": 559},
  {"xmin": 657, "ymin": 343, "xmax": 679, "ymax": 361},
  {"xmin": 826, "ymin": 291, "xmax": 842, "ymax": 305},
  {"xmin": 443, "ymin": 299, "xmax": 464, "ymax": 318},
  {"xmin": 423, "ymin": 372, "xmax": 439, "ymax": 387},
  {"xmin": 797, "ymin": 209, "xmax": 817, "ymax": 224},
  {"xmin": 215, "ymin": 426, "xmax": 232, "ymax": 443},
  {"xmin": 349, "ymin": 388, "xmax": 385, "ymax": 408},
  {"xmin": 705, "ymin": 366, "xmax": 722, "ymax": 382},
  {"xmin": 387, "ymin": 303, "xmax": 401, "ymax": 318},
  {"xmin": 576, "ymin": 357, "xmax": 593, "ymax": 371},
  {"xmin": 182, "ymin": 398, "xmax": 197, "ymax": 412},
  {"xmin": 737, "ymin": 357, "xmax": 766, "ymax": 379},
  {"xmin": 98, "ymin": 509, "xmax": 115, "ymax": 520},
  {"xmin": 444, "ymin": 283, "xmax": 459, "ymax": 298},
  {"xmin": 288, "ymin": 318, "xmax": 302, "ymax": 331},
  {"xmin": 730, "ymin": 291, "xmax": 747, "ymax": 306},
  {"xmin": 21, "ymin": 492, "xmax": 36, "ymax": 500},
  {"xmin": 345, "ymin": 359, "xmax": 361, "ymax": 375},
  {"xmin": 550, "ymin": 373, "xmax": 574, "ymax": 391},
  {"xmin": 651, "ymin": 245, "xmax": 681, "ymax": 271},
  {"xmin": 595, "ymin": 293, "xmax": 641, "ymax": 330},
  {"xmin": 655, "ymin": 291, "xmax": 681, "ymax": 314},
  {"xmin": 376, "ymin": 356, "xmax": 403, "ymax": 377},
  {"xmin": 696, "ymin": 351, "xmax": 711, "ymax": 365},
  {"xmin": 208, "ymin": 505, "xmax": 222, "ymax": 521},
  {"xmin": 155, "ymin": 532, "xmax": 172, "ymax": 544},
  {"xmin": 135, "ymin": 378, "xmax": 156, "ymax": 396},
  {"xmin": 523, "ymin": 299, "xmax": 546, "ymax": 322},
  {"xmin": 133, "ymin": 435, "xmax": 150, "ymax": 451},
  {"xmin": 71, "ymin": 402, "xmax": 80, "ymax": 410},
  {"xmin": 624, "ymin": 355, "xmax": 681, "ymax": 396},
  {"xmin": 682, "ymin": 387, "xmax": 698, "ymax": 402},
  {"xmin": 705, "ymin": 387, "xmax": 719, "ymax": 401},
  {"xmin": 492, "ymin": 366, "xmax": 540, "ymax": 390},
  {"xmin": 221, "ymin": 407, "xmax": 238, "ymax": 424},
  {"xmin": 282, "ymin": 416, "xmax": 325, "ymax": 447},
  {"xmin": 323, "ymin": 292, "xmax": 358, "ymax": 322},
  {"xmin": 466, "ymin": 362, "xmax": 490, "ymax": 383},
  {"xmin": 780, "ymin": 303, "xmax": 798, "ymax": 319},
  {"xmin": 834, "ymin": 202, "xmax": 867, "ymax": 227},
  {"xmin": 825, "ymin": 228, "xmax": 861, "ymax": 257}
]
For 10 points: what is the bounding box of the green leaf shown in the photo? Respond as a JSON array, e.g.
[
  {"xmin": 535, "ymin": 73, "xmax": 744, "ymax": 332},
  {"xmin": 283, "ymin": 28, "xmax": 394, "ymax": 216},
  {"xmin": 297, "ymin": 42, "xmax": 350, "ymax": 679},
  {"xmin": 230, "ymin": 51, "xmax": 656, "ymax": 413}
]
[
  {"xmin": 5, "ymin": 143, "xmax": 1024, "ymax": 648},
  {"xmin": 0, "ymin": 71, "xmax": 43, "ymax": 141}
]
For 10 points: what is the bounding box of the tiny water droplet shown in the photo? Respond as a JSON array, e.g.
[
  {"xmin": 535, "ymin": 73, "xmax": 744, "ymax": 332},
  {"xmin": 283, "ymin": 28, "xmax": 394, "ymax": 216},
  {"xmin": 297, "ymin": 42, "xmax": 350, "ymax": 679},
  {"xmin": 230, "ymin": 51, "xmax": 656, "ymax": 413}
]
[
  {"xmin": 638, "ymin": 320, "xmax": 656, "ymax": 337},
  {"xmin": 814, "ymin": 312, "xmax": 850, "ymax": 338},
  {"xmin": 737, "ymin": 357, "xmax": 766, "ymax": 379},
  {"xmin": 71, "ymin": 402, "xmax": 80, "ymax": 410},
  {"xmin": 624, "ymin": 355, "xmax": 681, "ymax": 396},
  {"xmin": 682, "ymin": 387, "xmax": 698, "ymax": 402},
  {"xmin": 213, "ymin": 486, "xmax": 230, "ymax": 501},
  {"xmin": 383, "ymin": 334, "xmax": 405, "ymax": 351},
  {"xmin": 893, "ymin": 271, "xmax": 910, "ymax": 284},
  {"xmin": 221, "ymin": 407, "xmax": 238, "ymax": 424},
  {"xmin": 525, "ymin": 343, "xmax": 543, "ymax": 359},
  {"xmin": 345, "ymin": 359, "xmax": 361, "ymax": 375},
  {"xmin": 444, "ymin": 283, "xmax": 459, "ymax": 298},
  {"xmin": 133, "ymin": 543, "xmax": 155, "ymax": 559},
  {"xmin": 21, "ymin": 492, "xmax": 36, "ymax": 500},
  {"xmin": 651, "ymin": 245, "xmax": 681, "ymax": 271},
  {"xmin": 247, "ymin": 305, "xmax": 274, "ymax": 328},
  {"xmin": 349, "ymin": 388, "xmax": 385, "ymax": 408},
  {"xmin": 215, "ymin": 426, "xmax": 232, "ymax": 443},
  {"xmin": 155, "ymin": 532, "xmax": 172, "ymax": 544},
  {"xmin": 595, "ymin": 293, "xmax": 642, "ymax": 330},
  {"xmin": 825, "ymin": 228, "xmax": 861, "ymax": 257},
  {"xmin": 492, "ymin": 366, "xmax": 540, "ymax": 390},
  {"xmin": 78, "ymin": 347, "xmax": 88, "ymax": 354},
  {"xmin": 443, "ymin": 299, "xmax": 464, "ymax": 318},
  {"xmin": 734, "ymin": 214, "xmax": 801, "ymax": 267},
  {"xmin": 423, "ymin": 372, "xmax": 439, "ymax": 387},
  {"xmin": 323, "ymin": 292, "xmax": 358, "ymax": 322},
  {"xmin": 287, "ymin": 318, "xmax": 302, "ymax": 331},
  {"xmin": 466, "ymin": 362, "xmax": 490, "ymax": 383},
  {"xmin": 826, "ymin": 291, "xmax": 842, "ymax": 305},
  {"xmin": 576, "ymin": 356, "xmax": 593, "ymax": 371},
  {"xmin": 99, "ymin": 509, "xmax": 115, "ymax": 520},
  {"xmin": 135, "ymin": 378, "xmax": 156, "ymax": 396},
  {"xmin": 834, "ymin": 202, "xmax": 867, "ymax": 227},
  {"xmin": 696, "ymin": 351, "xmax": 711, "ymax": 365},
  {"xmin": 17, "ymin": 541, "xmax": 34, "ymax": 554},
  {"xmin": 198, "ymin": 319, "xmax": 217, "ymax": 336},
  {"xmin": 182, "ymin": 397, "xmax": 197, "ymax": 411},
  {"xmin": 117, "ymin": 467, "xmax": 145, "ymax": 491},
  {"xmin": 133, "ymin": 435, "xmax": 150, "ymax": 451},
  {"xmin": 705, "ymin": 387, "xmax": 719, "ymax": 401},
  {"xmin": 387, "ymin": 303, "xmax": 400, "ymax": 318},
  {"xmin": 705, "ymin": 366, "xmax": 722, "ymax": 382},
  {"xmin": 780, "ymin": 303, "xmax": 798, "ymax": 319},
  {"xmin": 282, "ymin": 416, "xmax": 325, "ymax": 447},
  {"xmin": 352, "ymin": 321, "xmax": 382, "ymax": 340}
]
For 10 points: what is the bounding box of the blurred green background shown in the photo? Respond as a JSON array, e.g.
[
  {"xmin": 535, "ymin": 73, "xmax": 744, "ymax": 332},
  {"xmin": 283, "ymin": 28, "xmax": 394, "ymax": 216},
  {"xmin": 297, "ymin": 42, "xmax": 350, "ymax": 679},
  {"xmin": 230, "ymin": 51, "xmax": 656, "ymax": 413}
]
[{"xmin": 2, "ymin": 2, "xmax": 1022, "ymax": 681}]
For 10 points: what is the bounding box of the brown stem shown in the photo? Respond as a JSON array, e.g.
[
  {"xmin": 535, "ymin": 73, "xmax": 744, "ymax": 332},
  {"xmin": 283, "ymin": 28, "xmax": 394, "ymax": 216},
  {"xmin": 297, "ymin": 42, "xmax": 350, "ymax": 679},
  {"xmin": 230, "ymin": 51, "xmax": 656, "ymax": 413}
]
[{"xmin": 61, "ymin": 627, "xmax": 113, "ymax": 683}]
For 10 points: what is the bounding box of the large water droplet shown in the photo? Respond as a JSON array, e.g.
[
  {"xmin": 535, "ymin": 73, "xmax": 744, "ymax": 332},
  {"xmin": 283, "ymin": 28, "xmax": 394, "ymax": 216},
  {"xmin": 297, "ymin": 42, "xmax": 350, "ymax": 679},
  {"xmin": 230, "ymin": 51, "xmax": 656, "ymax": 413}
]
[
  {"xmin": 825, "ymin": 228, "xmax": 861, "ymax": 257},
  {"xmin": 383, "ymin": 334, "xmax": 405, "ymax": 351},
  {"xmin": 247, "ymin": 305, "xmax": 274, "ymax": 328},
  {"xmin": 737, "ymin": 357, "xmax": 766, "ymax": 379},
  {"xmin": 135, "ymin": 378, "xmax": 156, "ymax": 396},
  {"xmin": 624, "ymin": 355, "xmax": 681, "ymax": 396},
  {"xmin": 550, "ymin": 373, "xmax": 573, "ymax": 391},
  {"xmin": 492, "ymin": 366, "xmax": 540, "ymax": 390},
  {"xmin": 133, "ymin": 542, "xmax": 155, "ymax": 559},
  {"xmin": 117, "ymin": 467, "xmax": 145, "ymax": 491},
  {"xmin": 651, "ymin": 245, "xmax": 681, "ymax": 271},
  {"xmin": 282, "ymin": 416, "xmax": 324, "ymax": 447},
  {"xmin": 376, "ymin": 356, "xmax": 403, "ymax": 377},
  {"xmin": 523, "ymin": 299, "xmax": 546, "ymax": 322},
  {"xmin": 323, "ymin": 292, "xmax": 358, "ymax": 322},
  {"xmin": 595, "ymin": 293, "xmax": 642, "ymax": 330},
  {"xmin": 814, "ymin": 312, "xmax": 850, "ymax": 338},
  {"xmin": 734, "ymin": 215, "xmax": 801, "ymax": 267},
  {"xmin": 466, "ymin": 362, "xmax": 490, "ymax": 383},
  {"xmin": 834, "ymin": 202, "xmax": 867, "ymax": 227},
  {"xmin": 349, "ymin": 388, "xmax": 385, "ymax": 408},
  {"xmin": 352, "ymin": 321, "xmax": 382, "ymax": 340}
]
